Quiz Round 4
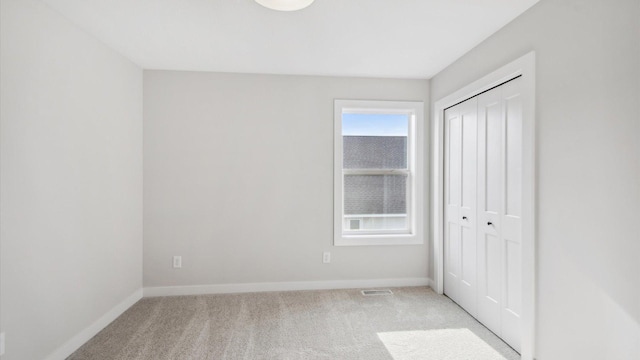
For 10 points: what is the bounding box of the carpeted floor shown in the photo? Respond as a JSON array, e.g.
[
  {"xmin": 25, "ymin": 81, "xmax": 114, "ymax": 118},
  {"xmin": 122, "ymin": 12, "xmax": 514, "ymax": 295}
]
[{"xmin": 68, "ymin": 287, "xmax": 519, "ymax": 360}]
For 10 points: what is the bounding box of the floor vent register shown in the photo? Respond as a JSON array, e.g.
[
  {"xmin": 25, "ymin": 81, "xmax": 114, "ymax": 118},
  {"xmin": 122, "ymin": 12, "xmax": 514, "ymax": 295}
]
[{"xmin": 361, "ymin": 289, "xmax": 393, "ymax": 296}]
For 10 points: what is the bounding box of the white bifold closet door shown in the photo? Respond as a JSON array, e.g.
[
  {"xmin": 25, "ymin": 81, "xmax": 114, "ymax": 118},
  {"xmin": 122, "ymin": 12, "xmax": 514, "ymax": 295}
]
[{"xmin": 444, "ymin": 77, "xmax": 523, "ymax": 352}]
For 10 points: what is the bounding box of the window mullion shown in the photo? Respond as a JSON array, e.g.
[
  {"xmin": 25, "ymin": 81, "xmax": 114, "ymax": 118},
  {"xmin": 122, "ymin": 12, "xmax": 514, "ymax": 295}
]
[{"xmin": 343, "ymin": 169, "xmax": 409, "ymax": 176}]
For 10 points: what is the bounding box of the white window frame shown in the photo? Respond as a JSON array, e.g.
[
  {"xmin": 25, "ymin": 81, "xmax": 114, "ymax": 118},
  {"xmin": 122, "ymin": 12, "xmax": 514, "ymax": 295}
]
[{"xmin": 334, "ymin": 99, "xmax": 424, "ymax": 246}]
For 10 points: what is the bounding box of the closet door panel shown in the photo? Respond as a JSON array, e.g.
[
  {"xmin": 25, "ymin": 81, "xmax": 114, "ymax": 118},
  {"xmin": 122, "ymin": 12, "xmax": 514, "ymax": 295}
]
[
  {"xmin": 444, "ymin": 97, "xmax": 478, "ymax": 315},
  {"xmin": 457, "ymin": 99, "xmax": 478, "ymax": 315},
  {"xmin": 476, "ymin": 86, "xmax": 503, "ymax": 335},
  {"xmin": 501, "ymin": 78, "xmax": 523, "ymax": 352},
  {"xmin": 444, "ymin": 106, "xmax": 462, "ymax": 303}
]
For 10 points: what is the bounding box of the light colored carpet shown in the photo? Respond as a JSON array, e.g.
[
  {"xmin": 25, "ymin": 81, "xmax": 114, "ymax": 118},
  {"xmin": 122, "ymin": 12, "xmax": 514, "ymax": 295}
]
[{"xmin": 68, "ymin": 287, "xmax": 519, "ymax": 360}]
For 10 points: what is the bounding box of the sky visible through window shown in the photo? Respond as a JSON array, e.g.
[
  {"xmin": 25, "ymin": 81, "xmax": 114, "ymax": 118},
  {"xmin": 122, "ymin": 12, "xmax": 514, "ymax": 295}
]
[{"xmin": 342, "ymin": 113, "xmax": 408, "ymax": 136}]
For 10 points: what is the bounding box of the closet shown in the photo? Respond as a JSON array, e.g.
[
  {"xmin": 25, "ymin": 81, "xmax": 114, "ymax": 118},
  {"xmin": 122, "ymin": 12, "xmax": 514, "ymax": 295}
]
[{"xmin": 444, "ymin": 77, "xmax": 523, "ymax": 352}]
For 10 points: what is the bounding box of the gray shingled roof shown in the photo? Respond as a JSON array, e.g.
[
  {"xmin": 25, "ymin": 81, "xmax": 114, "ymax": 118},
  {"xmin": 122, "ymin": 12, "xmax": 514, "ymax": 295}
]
[
  {"xmin": 343, "ymin": 136, "xmax": 407, "ymax": 169},
  {"xmin": 343, "ymin": 136, "xmax": 407, "ymax": 215}
]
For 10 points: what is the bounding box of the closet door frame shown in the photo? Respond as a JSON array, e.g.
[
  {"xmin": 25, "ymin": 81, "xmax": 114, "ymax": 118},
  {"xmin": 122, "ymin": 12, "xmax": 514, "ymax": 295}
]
[{"xmin": 432, "ymin": 51, "xmax": 536, "ymax": 360}]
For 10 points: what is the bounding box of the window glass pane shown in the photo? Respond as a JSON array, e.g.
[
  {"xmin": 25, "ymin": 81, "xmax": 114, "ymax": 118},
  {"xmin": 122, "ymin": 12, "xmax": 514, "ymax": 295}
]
[
  {"xmin": 343, "ymin": 113, "xmax": 408, "ymax": 169},
  {"xmin": 344, "ymin": 174, "xmax": 408, "ymax": 231}
]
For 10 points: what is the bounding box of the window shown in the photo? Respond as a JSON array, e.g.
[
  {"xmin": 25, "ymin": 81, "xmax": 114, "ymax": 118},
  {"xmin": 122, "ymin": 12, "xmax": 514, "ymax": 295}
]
[{"xmin": 334, "ymin": 100, "xmax": 424, "ymax": 246}]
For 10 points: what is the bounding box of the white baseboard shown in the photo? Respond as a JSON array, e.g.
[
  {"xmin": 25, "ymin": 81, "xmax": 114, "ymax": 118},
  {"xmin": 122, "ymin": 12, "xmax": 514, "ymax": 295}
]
[
  {"xmin": 426, "ymin": 278, "xmax": 436, "ymax": 290},
  {"xmin": 144, "ymin": 277, "xmax": 429, "ymax": 297},
  {"xmin": 44, "ymin": 288, "xmax": 143, "ymax": 360}
]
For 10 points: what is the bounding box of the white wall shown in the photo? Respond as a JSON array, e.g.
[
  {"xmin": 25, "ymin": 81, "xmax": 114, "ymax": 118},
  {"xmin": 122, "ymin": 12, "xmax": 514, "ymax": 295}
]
[
  {"xmin": 144, "ymin": 71, "xmax": 429, "ymax": 289},
  {"xmin": 430, "ymin": 0, "xmax": 640, "ymax": 358},
  {"xmin": 0, "ymin": 0, "xmax": 143, "ymax": 359}
]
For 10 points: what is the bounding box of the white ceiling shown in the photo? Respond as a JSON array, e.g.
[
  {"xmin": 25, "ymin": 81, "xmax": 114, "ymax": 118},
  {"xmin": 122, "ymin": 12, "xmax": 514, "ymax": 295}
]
[{"xmin": 42, "ymin": 0, "xmax": 539, "ymax": 79}]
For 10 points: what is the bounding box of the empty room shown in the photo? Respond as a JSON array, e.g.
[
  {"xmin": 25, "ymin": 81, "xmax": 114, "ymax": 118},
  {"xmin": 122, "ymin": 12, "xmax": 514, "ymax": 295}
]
[{"xmin": 1, "ymin": 0, "xmax": 638, "ymax": 359}]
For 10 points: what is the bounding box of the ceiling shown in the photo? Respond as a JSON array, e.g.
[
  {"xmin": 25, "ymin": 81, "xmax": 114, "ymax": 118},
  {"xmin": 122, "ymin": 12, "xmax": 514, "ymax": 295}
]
[{"xmin": 42, "ymin": 0, "xmax": 539, "ymax": 79}]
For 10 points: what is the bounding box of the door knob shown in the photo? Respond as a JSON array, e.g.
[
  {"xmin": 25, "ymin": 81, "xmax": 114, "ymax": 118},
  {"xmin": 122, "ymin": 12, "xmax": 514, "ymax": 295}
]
[
  {"xmin": 487, "ymin": 222, "xmax": 493, "ymax": 226},
  {"xmin": 462, "ymin": 216, "xmax": 467, "ymax": 220}
]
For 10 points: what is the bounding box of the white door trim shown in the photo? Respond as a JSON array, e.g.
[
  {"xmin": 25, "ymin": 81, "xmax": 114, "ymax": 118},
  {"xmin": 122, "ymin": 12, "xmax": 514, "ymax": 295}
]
[{"xmin": 432, "ymin": 51, "xmax": 536, "ymax": 360}]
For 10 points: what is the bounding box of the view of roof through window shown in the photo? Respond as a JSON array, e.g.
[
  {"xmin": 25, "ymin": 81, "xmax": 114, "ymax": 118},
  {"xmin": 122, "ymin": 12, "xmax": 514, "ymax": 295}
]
[{"xmin": 342, "ymin": 113, "xmax": 409, "ymax": 232}]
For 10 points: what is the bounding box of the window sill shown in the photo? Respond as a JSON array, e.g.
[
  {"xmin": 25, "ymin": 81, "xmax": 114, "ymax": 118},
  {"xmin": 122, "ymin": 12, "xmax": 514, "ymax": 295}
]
[{"xmin": 334, "ymin": 234, "xmax": 424, "ymax": 246}]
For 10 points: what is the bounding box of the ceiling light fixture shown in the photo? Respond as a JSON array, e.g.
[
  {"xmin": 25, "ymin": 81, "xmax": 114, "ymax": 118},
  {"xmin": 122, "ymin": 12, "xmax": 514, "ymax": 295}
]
[{"xmin": 255, "ymin": 0, "xmax": 315, "ymax": 12}]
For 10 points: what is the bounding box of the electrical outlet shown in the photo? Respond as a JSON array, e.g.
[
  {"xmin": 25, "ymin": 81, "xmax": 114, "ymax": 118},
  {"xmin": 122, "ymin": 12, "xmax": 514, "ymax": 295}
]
[
  {"xmin": 173, "ymin": 256, "xmax": 182, "ymax": 268},
  {"xmin": 322, "ymin": 251, "xmax": 331, "ymax": 264},
  {"xmin": 1, "ymin": 332, "xmax": 5, "ymax": 356}
]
